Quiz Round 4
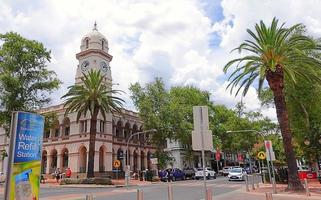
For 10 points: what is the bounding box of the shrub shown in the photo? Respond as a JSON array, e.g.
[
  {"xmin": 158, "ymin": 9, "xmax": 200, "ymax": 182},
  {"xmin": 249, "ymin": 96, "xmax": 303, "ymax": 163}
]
[{"xmin": 60, "ymin": 177, "xmax": 112, "ymax": 185}]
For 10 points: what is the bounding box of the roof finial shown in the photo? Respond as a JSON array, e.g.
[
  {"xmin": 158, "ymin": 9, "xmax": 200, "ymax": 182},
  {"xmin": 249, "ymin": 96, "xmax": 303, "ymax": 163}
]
[{"xmin": 93, "ymin": 21, "xmax": 98, "ymax": 31}]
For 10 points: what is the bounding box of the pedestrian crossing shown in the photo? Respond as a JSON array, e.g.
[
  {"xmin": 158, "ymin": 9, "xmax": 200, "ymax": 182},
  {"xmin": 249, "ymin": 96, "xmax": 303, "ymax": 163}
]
[{"xmin": 171, "ymin": 181, "xmax": 244, "ymax": 188}]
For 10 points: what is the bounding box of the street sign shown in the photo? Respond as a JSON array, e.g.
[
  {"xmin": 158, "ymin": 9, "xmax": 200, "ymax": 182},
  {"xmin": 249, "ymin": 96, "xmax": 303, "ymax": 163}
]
[
  {"xmin": 264, "ymin": 140, "xmax": 274, "ymax": 152},
  {"xmin": 150, "ymin": 158, "xmax": 158, "ymax": 165},
  {"xmin": 5, "ymin": 112, "xmax": 44, "ymax": 200},
  {"xmin": 257, "ymin": 151, "xmax": 266, "ymax": 160},
  {"xmin": 215, "ymin": 149, "xmax": 221, "ymax": 160},
  {"xmin": 192, "ymin": 130, "xmax": 213, "ymax": 150},
  {"xmin": 266, "ymin": 151, "xmax": 276, "ymax": 161},
  {"xmin": 193, "ymin": 106, "xmax": 209, "ymax": 131},
  {"xmin": 113, "ymin": 160, "xmax": 121, "ymax": 168}
]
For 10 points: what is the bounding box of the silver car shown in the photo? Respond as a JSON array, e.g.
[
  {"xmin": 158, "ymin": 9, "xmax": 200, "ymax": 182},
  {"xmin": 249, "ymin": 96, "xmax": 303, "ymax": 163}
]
[{"xmin": 228, "ymin": 168, "xmax": 246, "ymax": 181}]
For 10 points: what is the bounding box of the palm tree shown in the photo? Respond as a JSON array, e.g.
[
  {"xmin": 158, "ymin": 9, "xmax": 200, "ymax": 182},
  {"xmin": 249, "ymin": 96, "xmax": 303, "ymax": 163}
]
[
  {"xmin": 62, "ymin": 69, "xmax": 124, "ymax": 178},
  {"xmin": 224, "ymin": 18, "xmax": 321, "ymax": 191}
]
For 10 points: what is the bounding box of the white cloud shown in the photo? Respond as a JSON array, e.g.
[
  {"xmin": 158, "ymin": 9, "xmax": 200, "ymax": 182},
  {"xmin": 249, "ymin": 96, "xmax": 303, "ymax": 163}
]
[{"xmin": 2, "ymin": 0, "xmax": 321, "ymax": 122}]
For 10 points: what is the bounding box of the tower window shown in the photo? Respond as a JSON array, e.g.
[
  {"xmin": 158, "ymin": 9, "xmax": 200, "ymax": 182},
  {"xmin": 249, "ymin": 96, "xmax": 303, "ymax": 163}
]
[
  {"xmin": 86, "ymin": 39, "xmax": 89, "ymax": 49},
  {"xmin": 102, "ymin": 40, "xmax": 104, "ymax": 50}
]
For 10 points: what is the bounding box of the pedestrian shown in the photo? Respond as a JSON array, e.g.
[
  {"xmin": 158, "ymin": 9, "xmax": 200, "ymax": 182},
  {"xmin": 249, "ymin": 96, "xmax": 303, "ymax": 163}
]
[
  {"xmin": 168, "ymin": 169, "xmax": 174, "ymax": 182},
  {"xmin": 65, "ymin": 167, "xmax": 71, "ymax": 178},
  {"xmin": 55, "ymin": 168, "xmax": 61, "ymax": 183}
]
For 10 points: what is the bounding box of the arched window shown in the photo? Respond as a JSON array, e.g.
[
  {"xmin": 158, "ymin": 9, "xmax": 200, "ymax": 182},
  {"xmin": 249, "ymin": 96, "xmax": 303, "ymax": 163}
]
[
  {"xmin": 102, "ymin": 40, "xmax": 104, "ymax": 50},
  {"xmin": 86, "ymin": 39, "xmax": 89, "ymax": 49}
]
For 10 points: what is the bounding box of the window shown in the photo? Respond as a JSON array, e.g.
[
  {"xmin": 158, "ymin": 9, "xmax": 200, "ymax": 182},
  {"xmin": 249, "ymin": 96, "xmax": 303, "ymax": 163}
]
[
  {"xmin": 65, "ymin": 127, "xmax": 70, "ymax": 136},
  {"xmin": 81, "ymin": 121, "xmax": 87, "ymax": 133},
  {"xmin": 45, "ymin": 130, "xmax": 50, "ymax": 138},
  {"xmin": 102, "ymin": 40, "xmax": 104, "ymax": 50},
  {"xmin": 100, "ymin": 120, "xmax": 105, "ymax": 133},
  {"xmin": 54, "ymin": 128, "xmax": 59, "ymax": 137},
  {"xmin": 86, "ymin": 39, "xmax": 89, "ymax": 49}
]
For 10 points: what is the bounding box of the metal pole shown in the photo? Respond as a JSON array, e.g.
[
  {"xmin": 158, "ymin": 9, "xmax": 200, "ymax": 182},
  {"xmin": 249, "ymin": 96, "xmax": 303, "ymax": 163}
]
[
  {"xmin": 258, "ymin": 160, "xmax": 261, "ymax": 181},
  {"xmin": 137, "ymin": 189, "xmax": 144, "ymax": 200},
  {"xmin": 168, "ymin": 182, "xmax": 173, "ymax": 200},
  {"xmin": 206, "ymin": 188, "xmax": 212, "ymax": 200},
  {"xmin": 304, "ymin": 178, "xmax": 310, "ymax": 196},
  {"xmin": 265, "ymin": 192, "xmax": 273, "ymax": 200},
  {"xmin": 262, "ymin": 160, "xmax": 266, "ymax": 183},
  {"xmin": 200, "ymin": 108, "xmax": 207, "ymax": 200},
  {"xmin": 268, "ymin": 148, "xmax": 276, "ymax": 194},
  {"xmin": 245, "ymin": 175, "xmax": 249, "ymax": 192},
  {"xmin": 248, "ymin": 152, "xmax": 253, "ymax": 174},
  {"xmin": 126, "ymin": 129, "xmax": 156, "ymax": 187},
  {"xmin": 4, "ymin": 113, "xmax": 17, "ymax": 200},
  {"xmin": 251, "ymin": 175, "xmax": 255, "ymax": 190},
  {"xmin": 266, "ymin": 158, "xmax": 272, "ymax": 184},
  {"xmin": 216, "ymin": 160, "xmax": 220, "ymax": 175}
]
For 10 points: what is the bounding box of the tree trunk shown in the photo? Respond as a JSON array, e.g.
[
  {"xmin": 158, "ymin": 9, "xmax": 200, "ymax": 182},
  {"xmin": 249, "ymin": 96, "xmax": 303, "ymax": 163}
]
[
  {"xmin": 87, "ymin": 108, "xmax": 99, "ymax": 178},
  {"xmin": 266, "ymin": 66, "xmax": 304, "ymax": 191}
]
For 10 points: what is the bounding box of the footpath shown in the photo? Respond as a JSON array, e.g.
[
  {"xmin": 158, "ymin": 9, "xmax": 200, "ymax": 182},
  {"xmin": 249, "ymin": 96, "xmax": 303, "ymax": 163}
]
[{"xmin": 215, "ymin": 179, "xmax": 321, "ymax": 200}]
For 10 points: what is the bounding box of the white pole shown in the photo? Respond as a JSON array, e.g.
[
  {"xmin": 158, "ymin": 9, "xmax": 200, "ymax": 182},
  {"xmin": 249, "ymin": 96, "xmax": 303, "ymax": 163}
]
[
  {"xmin": 268, "ymin": 148, "xmax": 276, "ymax": 194},
  {"xmin": 200, "ymin": 108, "xmax": 207, "ymax": 200}
]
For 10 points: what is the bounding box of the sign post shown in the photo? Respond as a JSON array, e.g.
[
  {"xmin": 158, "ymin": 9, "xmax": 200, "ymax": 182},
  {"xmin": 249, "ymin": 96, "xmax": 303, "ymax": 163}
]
[
  {"xmin": 113, "ymin": 160, "xmax": 121, "ymax": 180},
  {"xmin": 5, "ymin": 111, "xmax": 44, "ymax": 200},
  {"xmin": 192, "ymin": 106, "xmax": 213, "ymax": 200},
  {"xmin": 215, "ymin": 149, "xmax": 220, "ymax": 174},
  {"xmin": 265, "ymin": 140, "xmax": 276, "ymax": 194}
]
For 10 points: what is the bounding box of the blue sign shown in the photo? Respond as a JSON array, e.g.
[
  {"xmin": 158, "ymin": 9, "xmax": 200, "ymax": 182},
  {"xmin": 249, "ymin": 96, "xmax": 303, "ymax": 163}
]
[{"xmin": 13, "ymin": 112, "xmax": 44, "ymax": 163}]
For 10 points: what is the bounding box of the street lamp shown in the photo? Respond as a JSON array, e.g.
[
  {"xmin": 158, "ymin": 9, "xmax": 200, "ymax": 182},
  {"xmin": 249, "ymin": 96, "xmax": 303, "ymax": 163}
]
[{"xmin": 125, "ymin": 129, "xmax": 157, "ymax": 187}]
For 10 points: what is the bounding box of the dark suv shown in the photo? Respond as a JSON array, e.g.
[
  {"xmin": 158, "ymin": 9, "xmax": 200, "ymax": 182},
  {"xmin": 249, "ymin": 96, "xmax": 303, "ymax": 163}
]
[{"xmin": 183, "ymin": 167, "xmax": 195, "ymax": 179}]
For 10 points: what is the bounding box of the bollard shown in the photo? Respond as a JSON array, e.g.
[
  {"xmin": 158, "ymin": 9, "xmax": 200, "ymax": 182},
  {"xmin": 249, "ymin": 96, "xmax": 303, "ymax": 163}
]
[
  {"xmin": 137, "ymin": 189, "xmax": 144, "ymax": 200},
  {"xmin": 245, "ymin": 175, "xmax": 250, "ymax": 192},
  {"xmin": 85, "ymin": 194, "xmax": 93, "ymax": 200},
  {"xmin": 206, "ymin": 188, "xmax": 212, "ymax": 200},
  {"xmin": 304, "ymin": 178, "xmax": 311, "ymax": 197},
  {"xmin": 251, "ymin": 175, "xmax": 255, "ymax": 190},
  {"xmin": 256, "ymin": 174, "xmax": 259, "ymax": 188},
  {"xmin": 265, "ymin": 192, "xmax": 273, "ymax": 200},
  {"xmin": 272, "ymin": 177, "xmax": 277, "ymax": 194},
  {"xmin": 168, "ymin": 182, "xmax": 173, "ymax": 200}
]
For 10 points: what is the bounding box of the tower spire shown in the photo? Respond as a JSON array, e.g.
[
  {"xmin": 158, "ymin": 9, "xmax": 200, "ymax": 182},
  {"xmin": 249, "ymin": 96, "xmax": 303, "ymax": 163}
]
[{"xmin": 93, "ymin": 21, "xmax": 98, "ymax": 31}]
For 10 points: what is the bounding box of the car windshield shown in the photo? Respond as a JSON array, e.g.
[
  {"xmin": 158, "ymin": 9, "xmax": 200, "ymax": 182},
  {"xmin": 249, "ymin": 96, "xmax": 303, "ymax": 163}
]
[
  {"xmin": 230, "ymin": 169, "xmax": 242, "ymax": 173},
  {"xmin": 299, "ymin": 166, "xmax": 309, "ymax": 170},
  {"xmin": 197, "ymin": 168, "xmax": 204, "ymax": 171}
]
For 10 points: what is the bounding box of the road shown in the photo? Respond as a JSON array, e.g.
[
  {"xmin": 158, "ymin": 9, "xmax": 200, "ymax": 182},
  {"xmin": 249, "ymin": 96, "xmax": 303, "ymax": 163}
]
[{"xmin": 36, "ymin": 176, "xmax": 245, "ymax": 200}]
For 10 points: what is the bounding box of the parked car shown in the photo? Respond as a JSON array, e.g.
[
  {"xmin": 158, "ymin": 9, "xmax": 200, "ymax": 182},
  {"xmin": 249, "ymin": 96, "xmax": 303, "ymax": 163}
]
[
  {"xmin": 195, "ymin": 167, "xmax": 216, "ymax": 180},
  {"xmin": 158, "ymin": 168, "xmax": 186, "ymax": 182},
  {"xmin": 183, "ymin": 167, "xmax": 195, "ymax": 179},
  {"xmin": 297, "ymin": 165, "xmax": 317, "ymax": 180},
  {"xmin": 228, "ymin": 168, "xmax": 246, "ymax": 181},
  {"xmin": 222, "ymin": 166, "xmax": 233, "ymax": 176}
]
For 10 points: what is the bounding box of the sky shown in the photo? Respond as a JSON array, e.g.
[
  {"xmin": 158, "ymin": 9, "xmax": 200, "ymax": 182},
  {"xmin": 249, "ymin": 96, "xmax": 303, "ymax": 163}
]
[{"xmin": 1, "ymin": 0, "xmax": 321, "ymax": 121}]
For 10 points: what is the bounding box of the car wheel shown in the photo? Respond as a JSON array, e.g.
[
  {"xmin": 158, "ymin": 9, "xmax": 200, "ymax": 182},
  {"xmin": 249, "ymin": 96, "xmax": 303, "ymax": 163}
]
[
  {"xmin": 214, "ymin": 175, "xmax": 216, "ymax": 179},
  {"xmin": 207, "ymin": 174, "xmax": 211, "ymax": 180}
]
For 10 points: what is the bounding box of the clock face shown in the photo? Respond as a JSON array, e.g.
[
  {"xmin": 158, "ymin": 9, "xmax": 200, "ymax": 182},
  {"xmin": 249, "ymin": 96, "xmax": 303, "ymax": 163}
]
[
  {"xmin": 81, "ymin": 60, "xmax": 89, "ymax": 72},
  {"xmin": 100, "ymin": 61, "xmax": 109, "ymax": 73}
]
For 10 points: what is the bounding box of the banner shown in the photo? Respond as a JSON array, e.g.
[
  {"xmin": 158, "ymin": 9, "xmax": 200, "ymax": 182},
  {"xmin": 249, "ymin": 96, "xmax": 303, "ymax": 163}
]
[{"xmin": 5, "ymin": 112, "xmax": 44, "ymax": 200}]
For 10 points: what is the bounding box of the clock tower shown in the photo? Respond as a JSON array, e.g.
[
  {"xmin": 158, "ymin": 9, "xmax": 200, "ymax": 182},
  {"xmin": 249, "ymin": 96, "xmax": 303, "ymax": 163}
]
[{"xmin": 75, "ymin": 23, "xmax": 113, "ymax": 87}]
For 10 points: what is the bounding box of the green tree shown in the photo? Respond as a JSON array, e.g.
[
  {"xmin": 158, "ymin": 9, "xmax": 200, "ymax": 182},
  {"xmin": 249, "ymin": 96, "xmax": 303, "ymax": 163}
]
[
  {"xmin": 0, "ymin": 32, "xmax": 61, "ymax": 133},
  {"xmin": 130, "ymin": 79, "xmax": 212, "ymax": 168},
  {"xmin": 224, "ymin": 18, "xmax": 321, "ymax": 191},
  {"xmin": 62, "ymin": 69, "xmax": 124, "ymax": 178}
]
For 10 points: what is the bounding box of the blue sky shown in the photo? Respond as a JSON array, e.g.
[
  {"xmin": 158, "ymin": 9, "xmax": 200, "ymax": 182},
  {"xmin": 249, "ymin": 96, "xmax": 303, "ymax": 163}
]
[{"xmin": 2, "ymin": 0, "xmax": 321, "ymax": 120}]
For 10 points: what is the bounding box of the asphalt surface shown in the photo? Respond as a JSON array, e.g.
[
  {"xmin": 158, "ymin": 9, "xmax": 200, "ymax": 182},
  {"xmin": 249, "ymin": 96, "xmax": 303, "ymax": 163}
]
[{"xmin": 36, "ymin": 176, "xmax": 245, "ymax": 200}]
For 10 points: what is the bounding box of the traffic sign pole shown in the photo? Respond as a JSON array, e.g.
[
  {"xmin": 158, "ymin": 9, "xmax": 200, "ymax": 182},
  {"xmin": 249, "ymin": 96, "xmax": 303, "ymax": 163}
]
[
  {"xmin": 200, "ymin": 108, "xmax": 207, "ymax": 200},
  {"xmin": 268, "ymin": 147, "xmax": 277, "ymax": 194}
]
